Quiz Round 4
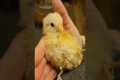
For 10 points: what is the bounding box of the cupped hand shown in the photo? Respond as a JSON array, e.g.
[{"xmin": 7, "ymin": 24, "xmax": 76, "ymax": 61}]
[{"xmin": 35, "ymin": 0, "xmax": 85, "ymax": 80}]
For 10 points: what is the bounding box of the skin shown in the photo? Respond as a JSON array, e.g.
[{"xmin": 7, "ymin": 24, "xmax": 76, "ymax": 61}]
[{"xmin": 35, "ymin": 0, "xmax": 84, "ymax": 80}]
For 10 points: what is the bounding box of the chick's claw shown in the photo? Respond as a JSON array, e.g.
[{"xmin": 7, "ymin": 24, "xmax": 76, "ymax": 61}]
[
  {"xmin": 57, "ymin": 67, "xmax": 63, "ymax": 80},
  {"xmin": 57, "ymin": 75, "xmax": 63, "ymax": 80}
]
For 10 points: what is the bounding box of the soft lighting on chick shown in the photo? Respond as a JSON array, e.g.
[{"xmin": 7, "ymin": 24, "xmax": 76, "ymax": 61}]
[{"xmin": 42, "ymin": 12, "xmax": 84, "ymax": 80}]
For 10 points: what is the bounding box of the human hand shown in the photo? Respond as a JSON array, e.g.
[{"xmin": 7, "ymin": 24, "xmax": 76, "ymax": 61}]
[
  {"xmin": 35, "ymin": 0, "xmax": 85, "ymax": 80},
  {"xmin": 35, "ymin": 39, "xmax": 57, "ymax": 80}
]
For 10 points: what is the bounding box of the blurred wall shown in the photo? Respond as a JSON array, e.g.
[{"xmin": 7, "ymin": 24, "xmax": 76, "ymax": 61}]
[
  {"xmin": 93, "ymin": 0, "xmax": 120, "ymax": 31},
  {"xmin": 0, "ymin": 0, "xmax": 22, "ymax": 57}
]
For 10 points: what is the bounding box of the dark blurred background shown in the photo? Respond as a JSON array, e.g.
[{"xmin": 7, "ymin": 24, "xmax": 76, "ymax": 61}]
[
  {"xmin": 0, "ymin": 0, "xmax": 22, "ymax": 56},
  {"xmin": 93, "ymin": 0, "xmax": 120, "ymax": 31}
]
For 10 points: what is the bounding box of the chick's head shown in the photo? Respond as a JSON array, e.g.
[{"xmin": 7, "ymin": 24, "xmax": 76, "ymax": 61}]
[{"xmin": 43, "ymin": 12, "xmax": 64, "ymax": 34}]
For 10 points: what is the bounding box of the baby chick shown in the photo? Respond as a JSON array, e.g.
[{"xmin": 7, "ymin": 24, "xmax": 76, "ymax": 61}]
[{"xmin": 42, "ymin": 12, "xmax": 84, "ymax": 80}]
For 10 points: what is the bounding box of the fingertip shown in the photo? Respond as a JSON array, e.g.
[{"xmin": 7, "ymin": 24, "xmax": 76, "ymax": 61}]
[{"xmin": 52, "ymin": 0, "xmax": 68, "ymax": 17}]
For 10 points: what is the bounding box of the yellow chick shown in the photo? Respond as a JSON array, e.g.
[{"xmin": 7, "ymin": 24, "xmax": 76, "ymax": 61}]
[{"xmin": 42, "ymin": 12, "xmax": 84, "ymax": 80}]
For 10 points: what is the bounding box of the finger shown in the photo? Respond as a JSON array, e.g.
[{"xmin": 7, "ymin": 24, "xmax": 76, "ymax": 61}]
[
  {"xmin": 52, "ymin": 0, "xmax": 75, "ymax": 30},
  {"xmin": 45, "ymin": 64, "xmax": 57, "ymax": 80},
  {"xmin": 35, "ymin": 39, "xmax": 45, "ymax": 67},
  {"xmin": 35, "ymin": 58, "xmax": 46, "ymax": 80},
  {"xmin": 52, "ymin": 0, "xmax": 68, "ymax": 17},
  {"xmin": 41, "ymin": 64, "xmax": 51, "ymax": 80}
]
